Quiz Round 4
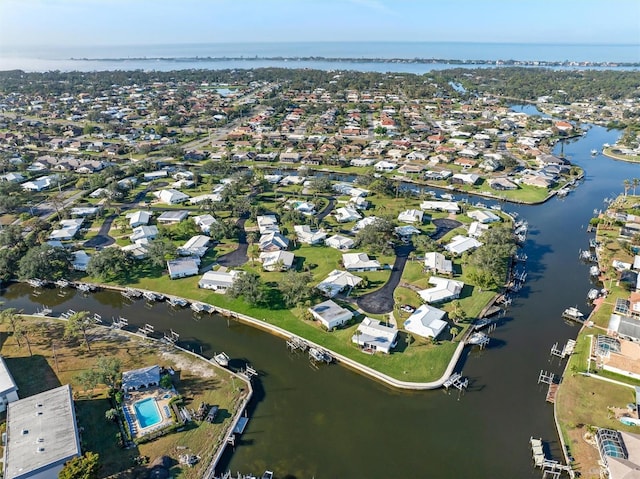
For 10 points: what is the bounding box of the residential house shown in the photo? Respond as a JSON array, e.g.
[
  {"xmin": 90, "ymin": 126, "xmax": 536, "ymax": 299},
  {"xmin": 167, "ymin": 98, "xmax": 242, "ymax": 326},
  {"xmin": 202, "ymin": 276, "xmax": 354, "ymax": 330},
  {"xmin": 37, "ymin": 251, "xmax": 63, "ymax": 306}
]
[
  {"xmin": 178, "ymin": 235, "xmax": 210, "ymax": 257},
  {"xmin": 467, "ymin": 209, "xmax": 501, "ymax": 224},
  {"xmin": 423, "ymin": 252, "xmax": 453, "ymax": 275},
  {"xmin": 316, "ymin": 270, "xmax": 362, "ymax": 298},
  {"xmin": 374, "ymin": 160, "xmax": 397, "ymax": 172},
  {"xmin": 198, "ymin": 270, "xmax": 241, "ymax": 292},
  {"xmin": 157, "ymin": 210, "xmax": 189, "ymax": 224},
  {"xmin": 259, "ymin": 250, "xmax": 295, "ymax": 271},
  {"xmin": 395, "ymin": 225, "xmax": 422, "ymax": 241},
  {"xmin": 127, "ymin": 210, "xmax": 152, "ymax": 228},
  {"xmin": 0, "ymin": 172, "xmax": 24, "ymax": 183},
  {"xmin": 294, "ymin": 225, "xmax": 327, "ymax": 245},
  {"xmin": 69, "ymin": 207, "xmax": 100, "ymax": 217},
  {"xmin": 189, "ymin": 193, "xmax": 223, "ymax": 205},
  {"xmin": 468, "ymin": 221, "xmax": 489, "ymax": 239},
  {"xmin": 445, "ymin": 235, "xmax": 482, "ymax": 255},
  {"xmin": 334, "ymin": 207, "xmax": 362, "ymax": 223},
  {"xmin": 450, "ymin": 173, "xmax": 480, "ymax": 185},
  {"xmin": 256, "ymin": 215, "xmax": 280, "ymax": 234},
  {"xmin": 154, "ymin": 189, "xmax": 190, "ymax": 205},
  {"xmin": 308, "ymin": 300, "xmax": 354, "ymax": 331},
  {"xmin": 167, "ymin": 257, "xmax": 200, "ymax": 279},
  {"xmin": 520, "ymin": 175, "xmax": 554, "ymax": 188},
  {"xmin": 403, "ymin": 304, "xmax": 448, "ymax": 339},
  {"xmin": 48, "ymin": 218, "xmax": 84, "ymax": 241},
  {"xmin": 489, "ymin": 177, "xmax": 518, "ymax": 191},
  {"xmin": 122, "ymin": 365, "xmax": 160, "ymax": 391},
  {"xmin": 342, "ymin": 252, "xmax": 381, "ymax": 272},
  {"xmin": 258, "ymin": 232, "xmax": 289, "ymax": 252},
  {"xmin": 120, "ymin": 243, "xmax": 148, "ymax": 260},
  {"xmin": 21, "ymin": 175, "xmax": 56, "ymax": 192},
  {"xmin": 193, "ymin": 214, "xmax": 218, "ymax": 235},
  {"xmin": 420, "ymin": 200, "xmax": 460, "ymax": 214},
  {"xmin": 4, "ymin": 385, "xmax": 80, "ymax": 479},
  {"xmin": 0, "ymin": 356, "xmax": 18, "ymax": 413},
  {"xmin": 397, "ymin": 209, "xmax": 424, "ymax": 224},
  {"xmin": 351, "ymin": 317, "xmax": 398, "ymax": 354},
  {"xmin": 72, "ymin": 250, "xmax": 90, "ymax": 271},
  {"xmin": 130, "ymin": 225, "xmax": 159, "ymax": 243},
  {"xmin": 143, "ymin": 170, "xmax": 169, "ymax": 181},
  {"xmin": 325, "ymin": 234, "xmax": 355, "ymax": 251},
  {"xmin": 352, "ymin": 216, "xmax": 381, "ymax": 233},
  {"xmin": 418, "ymin": 277, "xmax": 464, "ymax": 303}
]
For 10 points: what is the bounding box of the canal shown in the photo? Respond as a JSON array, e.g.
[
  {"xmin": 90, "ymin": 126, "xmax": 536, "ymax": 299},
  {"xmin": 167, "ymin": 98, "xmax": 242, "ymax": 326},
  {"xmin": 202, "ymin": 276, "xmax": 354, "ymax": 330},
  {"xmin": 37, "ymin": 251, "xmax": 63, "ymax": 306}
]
[{"xmin": 1, "ymin": 124, "xmax": 637, "ymax": 478}]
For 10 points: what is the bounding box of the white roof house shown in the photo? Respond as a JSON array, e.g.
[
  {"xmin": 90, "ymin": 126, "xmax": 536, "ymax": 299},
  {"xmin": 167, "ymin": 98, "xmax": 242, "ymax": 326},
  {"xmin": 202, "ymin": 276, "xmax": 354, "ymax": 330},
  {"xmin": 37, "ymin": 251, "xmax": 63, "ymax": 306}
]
[
  {"xmin": 342, "ymin": 252, "xmax": 381, "ymax": 272},
  {"xmin": 189, "ymin": 193, "xmax": 223, "ymax": 204},
  {"xmin": 418, "ymin": 277, "xmax": 464, "ymax": 303},
  {"xmin": 178, "ymin": 235, "xmax": 210, "ymax": 257},
  {"xmin": 122, "ymin": 365, "xmax": 160, "ymax": 391},
  {"xmin": 121, "ymin": 243, "xmax": 148, "ymax": 260},
  {"xmin": 352, "ymin": 216, "xmax": 381, "ymax": 233},
  {"xmin": 154, "ymin": 188, "xmax": 190, "ymax": 205},
  {"xmin": 198, "ymin": 270, "xmax": 241, "ymax": 291},
  {"xmin": 256, "ymin": 215, "xmax": 280, "ymax": 234},
  {"xmin": 467, "ymin": 209, "xmax": 501, "ymax": 224},
  {"xmin": 335, "ymin": 207, "xmax": 362, "ymax": 223},
  {"xmin": 126, "ymin": 210, "xmax": 152, "ymax": 228},
  {"xmin": 294, "ymin": 225, "xmax": 327, "ymax": 245},
  {"xmin": 72, "ymin": 250, "xmax": 91, "ymax": 271},
  {"xmin": 325, "ymin": 234, "xmax": 355, "ymax": 251},
  {"xmin": 259, "ymin": 250, "xmax": 295, "ymax": 271},
  {"xmin": 48, "ymin": 218, "xmax": 84, "ymax": 241},
  {"xmin": 397, "ymin": 209, "xmax": 424, "ymax": 224},
  {"xmin": 193, "ymin": 214, "xmax": 218, "ymax": 234},
  {"xmin": 167, "ymin": 257, "xmax": 200, "ymax": 279},
  {"xmin": 130, "ymin": 225, "xmax": 159, "ymax": 243},
  {"xmin": 351, "ymin": 317, "xmax": 398, "ymax": 354},
  {"xmin": 0, "ymin": 172, "xmax": 25, "ymax": 183},
  {"xmin": 395, "ymin": 225, "xmax": 422, "ymax": 239},
  {"xmin": 259, "ymin": 232, "xmax": 289, "ymax": 252},
  {"xmin": 21, "ymin": 175, "xmax": 56, "ymax": 192},
  {"xmin": 308, "ymin": 300, "xmax": 354, "ymax": 331},
  {"xmin": 424, "ymin": 252, "xmax": 453, "ymax": 275},
  {"xmin": 0, "ymin": 356, "xmax": 18, "ymax": 413},
  {"xmin": 157, "ymin": 210, "xmax": 189, "ymax": 224},
  {"xmin": 420, "ymin": 200, "xmax": 460, "ymax": 214},
  {"xmin": 4, "ymin": 384, "xmax": 80, "ymax": 479},
  {"xmin": 316, "ymin": 269, "xmax": 363, "ymax": 298},
  {"xmin": 374, "ymin": 160, "xmax": 397, "ymax": 171},
  {"xmin": 404, "ymin": 304, "xmax": 448, "ymax": 339},
  {"xmin": 69, "ymin": 207, "xmax": 100, "ymax": 217},
  {"xmin": 445, "ymin": 235, "xmax": 482, "ymax": 255}
]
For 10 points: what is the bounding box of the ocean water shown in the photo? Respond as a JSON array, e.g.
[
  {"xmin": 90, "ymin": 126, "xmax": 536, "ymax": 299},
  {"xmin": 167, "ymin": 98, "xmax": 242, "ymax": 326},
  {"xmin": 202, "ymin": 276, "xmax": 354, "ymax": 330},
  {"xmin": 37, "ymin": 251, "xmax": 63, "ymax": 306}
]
[{"xmin": 1, "ymin": 41, "xmax": 638, "ymax": 72}]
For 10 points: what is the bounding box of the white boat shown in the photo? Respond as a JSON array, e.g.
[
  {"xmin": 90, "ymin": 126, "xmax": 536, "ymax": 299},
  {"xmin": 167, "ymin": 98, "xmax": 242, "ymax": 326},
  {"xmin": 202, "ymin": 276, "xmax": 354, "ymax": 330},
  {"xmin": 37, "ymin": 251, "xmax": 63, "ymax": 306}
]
[
  {"xmin": 590, "ymin": 265, "xmax": 600, "ymax": 276},
  {"xmin": 473, "ymin": 318, "xmax": 493, "ymax": 331},
  {"xmin": 620, "ymin": 416, "xmax": 640, "ymax": 426},
  {"xmin": 55, "ymin": 279, "xmax": 70, "ymax": 288},
  {"xmin": 213, "ymin": 352, "xmax": 230, "ymax": 367},
  {"xmin": 261, "ymin": 472, "xmax": 274, "ymax": 479},
  {"xmin": 587, "ymin": 289, "xmax": 600, "ymax": 301},
  {"xmin": 168, "ymin": 297, "xmax": 189, "ymax": 307},
  {"xmin": 27, "ymin": 279, "xmax": 45, "ymax": 288},
  {"xmin": 591, "ymin": 149, "xmax": 598, "ymax": 156},
  {"xmin": 562, "ymin": 307, "xmax": 585, "ymax": 322},
  {"xmin": 143, "ymin": 291, "xmax": 163, "ymax": 302},
  {"xmin": 468, "ymin": 332, "xmax": 490, "ymax": 346},
  {"xmin": 309, "ymin": 347, "xmax": 333, "ymax": 363},
  {"xmin": 440, "ymin": 193, "xmax": 454, "ymax": 200}
]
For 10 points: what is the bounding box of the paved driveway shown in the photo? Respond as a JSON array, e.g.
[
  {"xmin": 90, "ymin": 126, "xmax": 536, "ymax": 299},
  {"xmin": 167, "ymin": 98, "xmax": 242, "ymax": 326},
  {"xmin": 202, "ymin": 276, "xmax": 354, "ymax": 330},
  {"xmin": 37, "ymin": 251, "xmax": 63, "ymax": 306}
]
[
  {"xmin": 216, "ymin": 215, "xmax": 249, "ymax": 267},
  {"xmin": 83, "ymin": 214, "xmax": 116, "ymax": 248},
  {"xmin": 431, "ymin": 218, "xmax": 462, "ymax": 240},
  {"xmin": 356, "ymin": 243, "xmax": 415, "ymax": 314}
]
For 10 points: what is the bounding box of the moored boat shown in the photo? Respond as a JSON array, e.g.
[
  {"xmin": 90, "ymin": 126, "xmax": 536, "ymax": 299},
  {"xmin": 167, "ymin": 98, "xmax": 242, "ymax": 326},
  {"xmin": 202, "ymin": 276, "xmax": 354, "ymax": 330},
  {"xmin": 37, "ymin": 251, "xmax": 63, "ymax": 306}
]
[
  {"xmin": 213, "ymin": 352, "xmax": 230, "ymax": 367},
  {"xmin": 562, "ymin": 306, "xmax": 585, "ymax": 322}
]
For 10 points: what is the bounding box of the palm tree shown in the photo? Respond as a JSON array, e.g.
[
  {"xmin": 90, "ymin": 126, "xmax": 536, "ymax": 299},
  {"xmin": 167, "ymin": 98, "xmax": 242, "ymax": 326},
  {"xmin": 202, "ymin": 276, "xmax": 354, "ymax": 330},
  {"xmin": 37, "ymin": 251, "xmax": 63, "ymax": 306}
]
[
  {"xmin": 633, "ymin": 178, "xmax": 640, "ymax": 196},
  {"xmin": 623, "ymin": 179, "xmax": 631, "ymax": 196}
]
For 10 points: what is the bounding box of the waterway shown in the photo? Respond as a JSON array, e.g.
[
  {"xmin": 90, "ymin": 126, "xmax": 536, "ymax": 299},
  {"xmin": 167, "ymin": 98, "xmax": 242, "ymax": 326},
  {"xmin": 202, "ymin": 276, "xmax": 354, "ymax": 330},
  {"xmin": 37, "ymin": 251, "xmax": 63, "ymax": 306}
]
[{"xmin": 1, "ymin": 123, "xmax": 636, "ymax": 478}]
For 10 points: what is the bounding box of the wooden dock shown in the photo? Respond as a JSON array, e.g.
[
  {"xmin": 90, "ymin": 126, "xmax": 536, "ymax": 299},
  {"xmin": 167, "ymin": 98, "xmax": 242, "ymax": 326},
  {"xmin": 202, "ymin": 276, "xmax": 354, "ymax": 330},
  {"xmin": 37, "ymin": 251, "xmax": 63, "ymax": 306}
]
[{"xmin": 546, "ymin": 383, "xmax": 559, "ymax": 403}]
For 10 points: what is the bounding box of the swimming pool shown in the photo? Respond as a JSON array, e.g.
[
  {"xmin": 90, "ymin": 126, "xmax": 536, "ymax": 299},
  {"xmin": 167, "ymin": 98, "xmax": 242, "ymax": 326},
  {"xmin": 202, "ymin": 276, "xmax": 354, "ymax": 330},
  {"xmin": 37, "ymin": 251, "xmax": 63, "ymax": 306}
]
[{"xmin": 133, "ymin": 398, "xmax": 162, "ymax": 429}]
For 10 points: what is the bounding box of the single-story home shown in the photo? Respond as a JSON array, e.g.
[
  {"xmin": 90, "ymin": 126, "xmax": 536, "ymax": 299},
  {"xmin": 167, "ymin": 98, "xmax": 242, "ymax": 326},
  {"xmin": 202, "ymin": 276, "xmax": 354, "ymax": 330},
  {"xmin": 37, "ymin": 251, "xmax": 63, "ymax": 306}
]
[
  {"xmin": 294, "ymin": 225, "xmax": 327, "ymax": 245},
  {"xmin": 154, "ymin": 189, "xmax": 190, "ymax": 205},
  {"xmin": 122, "ymin": 365, "xmax": 160, "ymax": 391},
  {"xmin": 259, "ymin": 250, "xmax": 295, "ymax": 271},
  {"xmin": 351, "ymin": 317, "xmax": 398, "ymax": 354},
  {"xmin": 259, "ymin": 232, "xmax": 289, "ymax": 252},
  {"xmin": 198, "ymin": 270, "xmax": 241, "ymax": 292},
  {"xmin": 445, "ymin": 235, "xmax": 482, "ymax": 255},
  {"xmin": 418, "ymin": 277, "xmax": 464, "ymax": 303},
  {"xmin": 404, "ymin": 304, "xmax": 448, "ymax": 339},
  {"xmin": 395, "ymin": 225, "xmax": 422, "ymax": 240},
  {"xmin": 424, "ymin": 252, "xmax": 453, "ymax": 275},
  {"xmin": 335, "ymin": 207, "xmax": 362, "ymax": 223},
  {"xmin": 397, "ymin": 209, "xmax": 424, "ymax": 224},
  {"xmin": 167, "ymin": 257, "xmax": 200, "ymax": 279},
  {"xmin": 256, "ymin": 215, "xmax": 280, "ymax": 234},
  {"xmin": 189, "ymin": 193, "xmax": 223, "ymax": 204},
  {"xmin": 467, "ymin": 210, "xmax": 501, "ymax": 224},
  {"xmin": 325, "ymin": 234, "xmax": 355, "ymax": 251},
  {"xmin": 342, "ymin": 252, "xmax": 381, "ymax": 272},
  {"xmin": 308, "ymin": 299, "xmax": 353, "ymax": 331},
  {"xmin": 193, "ymin": 214, "xmax": 218, "ymax": 234},
  {"xmin": 127, "ymin": 210, "xmax": 152, "ymax": 228},
  {"xmin": 157, "ymin": 210, "xmax": 189, "ymax": 224},
  {"xmin": 130, "ymin": 225, "xmax": 159, "ymax": 243},
  {"xmin": 72, "ymin": 250, "xmax": 91, "ymax": 272},
  {"xmin": 48, "ymin": 218, "xmax": 84, "ymax": 241},
  {"xmin": 178, "ymin": 235, "xmax": 210, "ymax": 257},
  {"xmin": 420, "ymin": 200, "xmax": 460, "ymax": 214},
  {"xmin": 316, "ymin": 270, "xmax": 362, "ymax": 298}
]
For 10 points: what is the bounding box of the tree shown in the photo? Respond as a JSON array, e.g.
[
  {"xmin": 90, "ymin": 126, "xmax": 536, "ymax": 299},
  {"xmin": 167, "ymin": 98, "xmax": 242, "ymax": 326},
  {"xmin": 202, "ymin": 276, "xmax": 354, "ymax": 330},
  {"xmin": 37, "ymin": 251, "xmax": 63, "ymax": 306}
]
[
  {"xmin": 96, "ymin": 357, "xmax": 121, "ymax": 390},
  {"xmin": 0, "ymin": 248, "xmax": 21, "ymax": 283},
  {"xmin": 278, "ymin": 270, "xmax": 313, "ymax": 307},
  {"xmin": 624, "ymin": 179, "xmax": 631, "ymax": 196},
  {"xmin": 18, "ymin": 244, "xmax": 73, "ymax": 280},
  {"xmin": 355, "ymin": 218, "xmax": 396, "ymax": 255},
  {"xmin": 227, "ymin": 271, "xmax": 264, "ymax": 306},
  {"xmin": 75, "ymin": 369, "xmax": 101, "ymax": 396},
  {"xmin": 413, "ymin": 235, "xmax": 441, "ymax": 254},
  {"xmin": 633, "ymin": 178, "xmax": 640, "ymax": 196},
  {"xmin": 86, "ymin": 248, "xmax": 134, "ymax": 281},
  {"xmin": 105, "ymin": 408, "xmax": 118, "ymax": 422},
  {"xmin": 145, "ymin": 238, "xmax": 178, "ymax": 269},
  {"xmin": 0, "ymin": 308, "xmax": 21, "ymax": 347},
  {"xmin": 65, "ymin": 311, "xmax": 94, "ymax": 351},
  {"xmin": 58, "ymin": 452, "xmax": 100, "ymax": 479},
  {"xmin": 160, "ymin": 374, "xmax": 173, "ymax": 389}
]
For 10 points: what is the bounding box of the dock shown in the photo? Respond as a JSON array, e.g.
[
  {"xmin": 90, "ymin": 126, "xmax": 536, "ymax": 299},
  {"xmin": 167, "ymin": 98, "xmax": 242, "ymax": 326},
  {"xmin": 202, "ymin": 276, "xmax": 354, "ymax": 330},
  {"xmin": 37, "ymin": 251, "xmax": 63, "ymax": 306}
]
[
  {"xmin": 286, "ymin": 336, "xmax": 309, "ymax": 352},
  {"xmin": 442, "ymin": 372, "xmax": 468, "ymax": 392},
  {"xmin": 550, "ymin": 339, "xmax": 576, "ymax": 360},
  {"xmin": 530, "ymin": 437, "xmax": 574, "ymax": 477}
]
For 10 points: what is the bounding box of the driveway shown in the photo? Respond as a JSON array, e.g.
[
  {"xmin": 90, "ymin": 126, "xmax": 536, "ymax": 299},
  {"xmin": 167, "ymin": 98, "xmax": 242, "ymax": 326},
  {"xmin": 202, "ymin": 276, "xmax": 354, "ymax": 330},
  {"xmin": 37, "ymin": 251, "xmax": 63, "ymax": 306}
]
[
  {"xmin": 430, "ymin": 218, "xmax": 462, "ymax": 240},
  {"xmin": 215, "ymin": 214, "xmax": 249, "ymax": 268},
  {"xmin": 83, "ymin": 213, "xmax": 116, "ymax": 248},
  {"xmin": 356, "ymin": 243, "xmax": 415, "ymax": 314},
  {"xmin": 316, "ymin": 197, "xmax": 335, "ymax": 222}
]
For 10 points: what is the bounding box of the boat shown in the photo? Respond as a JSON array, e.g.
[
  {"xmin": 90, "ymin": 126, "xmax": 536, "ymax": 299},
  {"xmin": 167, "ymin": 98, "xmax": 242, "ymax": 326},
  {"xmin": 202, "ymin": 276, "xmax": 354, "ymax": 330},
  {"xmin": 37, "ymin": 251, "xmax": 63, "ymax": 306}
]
[
  {"xmin": 27, "ymin": 278, "xmax": 45, "ymax": 288},
  {"xmin": 562, "ymin": 307, "xmax": 585, "ymax": 322},
  {"xmin": 309, "ymin": 347, "xmax": 333, "ymax": 363},
  {"xmin": 143, "ymin": 291, "xmax": 163, "ymax": 302},
  {"xmin": 587, "ymin": 289, "xmax": 600, "ymax": 301},
  {"xmin": 75, "ymin": 283, "xmax": 94, "ymax": 293},
  {"xmin": 54, "ymin": 279, "xmax": 70, "ymax": 288},
  {"xmin": 261, "ymin": 471, "xmax": 274, "ymax": 479},
  {"xmin": 590, "ymin": 265, "xmax": 600, "ymax": 276},
  {"xmin": 467, "ymin": 332, "xmax": 490, "ymax": 346},
  {"xmin": 591, "ymin": 149, "xmax": 598, "ymax": 156},
  {"xmin": 620, "ymin": 416, "xmax": 640, "ymax": 426},
  {"xmin": 168, "ymin": 297, "xmax": 189, "ymax": 307},
  {"xmin": 473, "ymin": 318, "xmax": 493, "ymax": 330},
  {"xmin": 191, "ymin": 302, "xmax": 206, "ymax": 313},
  {"xmin": 440, "ymin": 193, "xmax": 454, "ymax": 200},
  {"xmin": 213, "ymin": 352, "xmax": 230, "ymax": 367}
]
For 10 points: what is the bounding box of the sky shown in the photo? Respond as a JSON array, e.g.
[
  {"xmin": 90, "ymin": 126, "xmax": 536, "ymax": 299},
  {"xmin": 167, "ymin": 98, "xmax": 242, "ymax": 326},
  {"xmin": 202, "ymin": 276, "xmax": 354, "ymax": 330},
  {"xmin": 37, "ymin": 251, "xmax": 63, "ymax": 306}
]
[{"xmin": 0, "ymin": 0, "xmax": 639, "ymax": 49}]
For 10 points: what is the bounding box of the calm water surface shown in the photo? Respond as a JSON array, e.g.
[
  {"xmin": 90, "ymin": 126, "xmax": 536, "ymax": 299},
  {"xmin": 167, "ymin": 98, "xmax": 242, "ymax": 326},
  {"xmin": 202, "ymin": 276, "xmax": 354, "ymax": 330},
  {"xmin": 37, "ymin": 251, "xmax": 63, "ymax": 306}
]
[{"xmin": 1, "ymin": 125, "xmax": 636, "ymax": 478}]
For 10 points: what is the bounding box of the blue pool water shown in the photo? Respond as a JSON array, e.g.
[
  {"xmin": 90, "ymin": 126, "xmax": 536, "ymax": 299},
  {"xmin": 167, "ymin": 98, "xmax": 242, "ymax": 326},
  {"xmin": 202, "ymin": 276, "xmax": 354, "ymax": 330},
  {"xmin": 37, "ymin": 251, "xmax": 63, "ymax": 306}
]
[{"xmin": 133, "ymin": 398, "xmax": 162, "ymax": 428}]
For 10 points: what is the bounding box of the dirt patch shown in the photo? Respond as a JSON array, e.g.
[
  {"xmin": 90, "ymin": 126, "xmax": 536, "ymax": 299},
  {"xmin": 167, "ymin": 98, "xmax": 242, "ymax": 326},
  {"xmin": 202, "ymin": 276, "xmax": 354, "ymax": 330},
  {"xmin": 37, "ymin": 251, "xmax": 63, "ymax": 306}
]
[{"xmin": 161, "ymin": 350, "xmax": 217, "ymax": 378}]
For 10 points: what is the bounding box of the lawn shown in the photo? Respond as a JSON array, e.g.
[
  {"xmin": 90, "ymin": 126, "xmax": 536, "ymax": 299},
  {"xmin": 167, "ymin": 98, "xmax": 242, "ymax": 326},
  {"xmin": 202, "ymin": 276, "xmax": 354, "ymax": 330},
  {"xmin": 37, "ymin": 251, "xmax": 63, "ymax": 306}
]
[{"xmin": 0, "ymin": 317, "xmax": 243, "ymax": 479}]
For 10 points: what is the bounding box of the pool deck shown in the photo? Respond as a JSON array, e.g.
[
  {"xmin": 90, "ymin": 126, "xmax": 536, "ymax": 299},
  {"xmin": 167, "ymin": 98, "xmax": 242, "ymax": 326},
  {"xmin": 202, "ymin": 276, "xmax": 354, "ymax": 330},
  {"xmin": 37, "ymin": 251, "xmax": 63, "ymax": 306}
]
[{"xmin": 125, "ymin": 388, "xmax": 176, "ymax": 437}]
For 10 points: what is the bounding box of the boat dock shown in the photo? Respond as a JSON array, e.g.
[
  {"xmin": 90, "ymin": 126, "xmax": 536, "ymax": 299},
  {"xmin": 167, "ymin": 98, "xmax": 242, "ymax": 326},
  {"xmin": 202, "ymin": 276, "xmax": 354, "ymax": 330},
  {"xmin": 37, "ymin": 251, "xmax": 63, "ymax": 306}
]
[
  {"xmin": 442, "ymin": 372, "xmax": 468, "ymax": 393},
  {"xmin": 537, "ymin": 370, "xmax": 558, "ymax": 404},
  {"xmin": 530, "ymin": 437, "xmax": 574, "ymax": 477},
  {"xmin": 550, "ymin": 339, "xmax": 576, "ymax": 360}
]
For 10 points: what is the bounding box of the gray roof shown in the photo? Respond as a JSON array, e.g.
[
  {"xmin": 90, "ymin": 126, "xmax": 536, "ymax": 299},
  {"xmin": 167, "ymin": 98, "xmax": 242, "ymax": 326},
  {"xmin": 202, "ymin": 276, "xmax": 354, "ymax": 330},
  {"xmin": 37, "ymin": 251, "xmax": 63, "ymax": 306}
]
[
  {"xmin": 4, "ymin": 384, "xmax": 80, "ymax": 479},
  {"xmin": 122, "ymin": 365, "xmax": 160, "ymax": 390},
  {"xmin": 157, "ymin": 210, "xmax": 189, "ymax": 222},
  {"xmin": 0, "ymin": 356, "xmax": 17, "ymax": 396}
]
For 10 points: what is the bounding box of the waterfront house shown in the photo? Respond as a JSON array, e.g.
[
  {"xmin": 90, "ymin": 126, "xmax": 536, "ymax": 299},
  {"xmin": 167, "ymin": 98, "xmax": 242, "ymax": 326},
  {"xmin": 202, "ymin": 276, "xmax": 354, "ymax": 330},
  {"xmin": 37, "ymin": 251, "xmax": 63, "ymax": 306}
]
[
  {"xmin": 0, "ymin": 356, "xmax": 19, "ymax": 413},
  {"xmin": 489, "ymin": 177, "xmax": 518, "ymax": 191},
  {"xmin": 4, "ymin": 385, "xmax": 80, "ymax": 479},
  {"xmin": 374, "ymin": 160, "xmax": 397, "ymax": 172},
  {"xmin": 258, "ymin": 232, "xmax": 289, "ymax": 252},
  {"xmin": 157, "ymin": 210, "xmax": 189, "ymax": 224},
  {"xmin": 397, "ymin": 209, "xmax": 424, "ymax": 224},
  {"xmin": 294, "ymin": 225, "xmax": 327, "ymax": 245},
  {"xmin": 72, "ymin": 250, "xmax": 91, "ymax": 272},
  {"xmin": 48, "ymin": 218, "xmax": 84, "ymax": 242},
  {"xmin": 450, "ymin": 173, "xmax": 480, "ymax": 185},
  {"xmin": 423, "ymin": 252, "xmax": 453, "ymax": 276},
  {"xmin": 122, "ymin": 365, "xmax": 160, "ymax": 391},
  {"xmin": 316, "ymin": 270, "xmax": 362, "ymax": 298},
  {"xmin": 198, "ymin": 270, "xmax": 240, "ymax": 292},
  {"xmin": 418, "ymin": 277, "xmax": 464, "ymax": 304},
  {"xmin": 404, "ymin": 304, "xmax": 448, "ymax": 339},
  {"xmin": 259, "ymin": 250, "xmax": 295, "ymax": 271},
  {"xmin": 127, "ymin": 210, "xmax": 152, "ymax": 228},
  {"xmin": 445, "ymin": 235, "xmax": 482, "ymax": 255},
  {"xmin": 308, "ymin": 299, "xmax": 354, "ymax": 331},
  {"xmin": 167, "ymin": 257, "xmax": 200, "ymax": 279},
  {"xmin": 468, "ymin": 221, "xmax": 490, "ymax": 239},
  {"xmin": 420, "ymin": 200, "xmax": 460, "ymax": 214},
  {"xmin": 595, "ymin": 429, "xmax": 640, "ymax": 479},
  {"xmin": 467, "ymin": 209, "xmax": 501, "ymax": 224},
  {"xmin": 325, "ymin": 234, "xmax": 355, "ymax": 251},
  {"xmin": 342, "ymin": 252, "xmax": 381, "ymax": 272},
  {"xmin": 352, "ymin": 317, "xmax": 398, "ymax": 354}
]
